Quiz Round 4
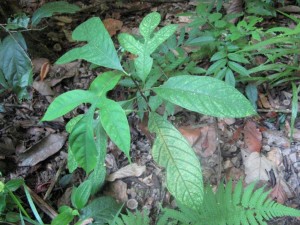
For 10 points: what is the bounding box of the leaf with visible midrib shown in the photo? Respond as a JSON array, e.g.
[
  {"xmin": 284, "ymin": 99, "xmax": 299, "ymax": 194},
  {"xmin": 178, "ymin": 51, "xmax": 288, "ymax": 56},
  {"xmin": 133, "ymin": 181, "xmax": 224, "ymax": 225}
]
[
  {"xmin": 153, "ymin": 75, "xmax": 256, "ymax": 118},
  {"xmin": 42, "ymin": 90, "xmax": 96, "ymax": 121},
  {"xmin": 98, "ymin": 98, "xmax": 130, "ymax": 159},
  {"xmin": 69, "ymin": 109, "xmax": 97, "ymax": 173},
  {"xmin": 56, "ymin": 17, "xmax": 123, "ymax": 72},
  {"xmin": 149, "ymin": 112, "xmax": 203, "ymax": 210}
]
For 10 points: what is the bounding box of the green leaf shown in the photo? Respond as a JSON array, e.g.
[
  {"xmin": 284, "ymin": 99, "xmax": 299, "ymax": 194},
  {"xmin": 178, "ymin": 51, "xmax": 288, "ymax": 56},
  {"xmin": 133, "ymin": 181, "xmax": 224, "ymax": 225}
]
[
  {"xmin": 5, "ymin": 179, "xmax": 24, "ymax": 192},
  {"xmin": 153, "ymin": 75, "xmax": 256, "ymax": 118},
  {"xmin": 245, "ymin": 84, "xmax": 258, "ymax": 111},
  {"xmin": 69, "ymin": 109, "xmax": 97, "ymax": 173},
  {"xmin": 139, "ymin": 12, "xmax": 161, "ymax": 40},
  {"xmin": 67, "ymin": 147, "xmax": 78, "ymax": 173},
  {"xmin": 66, "ymin": 115, "xmax": 84, "ymax": 133},
  {"xmin": 134, "ymin": 54, "xmax": 153, "ymax": 83},
  {"xmin": 51, "ymin": 210, "xmax": 74, "ymax": 225},
  {"xmin": 148, "ymin": 24, "xmax": 178, "ymax": 54},
  {"xmin": 118, "ymin": 33, "xmax": 143, "ymax": 55},
  {"xmin": 42, "ymin": 90, "xmax": 96, "ymax": 121},
  {"xmin": 88, "ymin": 121, "xmax": 107, "ymax": 195},
  {"xmin": 31, "ymin": 1, "xmax": 80, "ymax": 26},
  {"xmin": 206, "ymin": 59, "xmax": 227, "ymax": 75},
  {"xmin": 89, "ymin": 71, "xmax": 122, "ymax": 97},
  {"xmin": 225, "ymin": 68, "xmax": 235, "ymax": 87},
  {"xmin": 56, "ymin": 17, "xmax": 123, "ymax": 72},
  {"xmin": 80, "ymin": 196, "xmax": 122, "ymax": 224},
  {"xmin": 98, "ymin": 98, "xmax": 130, "ymax": 159},
  {"xmin": 0, "ymin": 33, "xmax": 32, "ymax": 99},
  {"xmin": 228, "ymin": 53, "xmax": 250, "ymax": 64},
  {"xmin": 211, "ymin": 51, "xmax": 227, "ymax": 61},
  {"xmin": 149, "ymin": 112, "xmax": 203, "ymax": 210},
  {"xmin": 228, "ymin": 61, "xmax": 249, "ymax": 76},
  {"xmin": 186, "ymin": 36, "xmax": 215, "ymax": 45},
  {"xmin": 71, "ymin": 180, "xmax": 92, "ymax": 210},
  {"xmin": 290, "ymin": 82, "xmax": 300, "ymax": 141}
]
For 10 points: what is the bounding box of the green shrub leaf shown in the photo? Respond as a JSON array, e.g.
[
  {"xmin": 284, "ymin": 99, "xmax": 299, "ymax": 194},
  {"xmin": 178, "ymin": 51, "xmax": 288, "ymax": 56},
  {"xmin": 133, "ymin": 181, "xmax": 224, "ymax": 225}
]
[
  {"xmin": 149, "ymin": 112, "xmax": 203, "ymax": 210},
  {"xmin": 51, "ymin": 209, "xmax": 74, "ymax": 225},
  {"xmin": 0, "ymin": 33, "xmax": 32, "ymax": 99},
  {"xmin": 134, "ymin": 54, "xmax": 153, "ymax": 83},
  {"xmin": 71, "ymin": 180, "xmax": 92, "ymax": 210},
  {"xmin": 56, "ymin": 17, "xmax": 123, "ymax": 72},
  {"xmin": 206, "ymin": 59, "xmax": 227, "ymax": 75},
  {"xmin": 148, "ymin": 24, "xmax": 178, "ymax": 54},
  {"xmin": 228, "ymin": 53, "xmax": 250, "ymax": 64},
  {"xmin": 69, "ymin": 109, "xmax": 97, "ymax": 173},
  {"xmin": 98, "ymin": 98, "xmax": 130, "ymax": 159},
  {"xmin": 228, "ymin": 61, "xmax": 249, "ymax": 76},
  {"xmin": 153, "ymin": 75, "xmax": 256, "ymax": 118},
  {"xmin": 139, "ymin": 12, "xmax": 161, "ymax": 40},
  {"xmin": 118, "ymin": 33, "xmax": 143, "ymax": 55},
  {"xmin": 42, "ymin": 90, "xmax": 96, "ymax": 121},
  {"xmin": 89, "ymin": 71, "xmax": 122, "ymax": 97},
  {"xmin": 31, "ymin": 1, "xmax": 80, "ymax": 26}
]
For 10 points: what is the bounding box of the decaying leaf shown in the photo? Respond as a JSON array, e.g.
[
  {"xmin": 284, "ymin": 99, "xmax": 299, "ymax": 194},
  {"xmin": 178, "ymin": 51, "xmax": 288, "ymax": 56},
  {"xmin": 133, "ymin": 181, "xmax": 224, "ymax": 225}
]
[
  {"xmin": 40, "ymin": 61, "xmax": 50, "ymax": 81},
  {"xmin": 106, "ymin": 163, "xmax": 146, "ymax": 182},
  {"xmin": 243, "ymin": 151, "xmax": 276, "ymax": 184},
  {"xmin": 18, "ymin": 133, "xmax": 67, "ymax": 166},
  {"xmin": 103, "ymin": 18, "xmax": 123, "ymax": 37},
  {"xmin": 179, "ymin": 126, "xmax": 217, "ymax": 157},
  {"xmin": 258, "ymin": 93, "xmax": 272, "ymax": 109},
  {"xmin": 270, "ymin": 180, "xmax": 288, "ymax": 204},
  {"xmin": 243, "ymin": 120, "xmax": 262, "ymax": 153}
]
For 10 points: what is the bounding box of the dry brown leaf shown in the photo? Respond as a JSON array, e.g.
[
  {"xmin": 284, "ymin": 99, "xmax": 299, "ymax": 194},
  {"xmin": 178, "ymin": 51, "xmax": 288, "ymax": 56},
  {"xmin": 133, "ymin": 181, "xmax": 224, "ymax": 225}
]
[
  {"xmin": 32, "ymin": 58, "xmax": 50, "ymax": 74},
  {"xmin": 32, "ymin": 80, "xmax": 54, "ymax": 103},
  {"xmin": 270, "ymin": 180, "xmax": 288, "ymax": 204},
  {"xmin": 243, "ymin": 151, "xmax": 275, "ymax": 184},
  {"xmin": 243, "ymin": 121, "xmax": 262, "ymax": 153},
  {"xmin": 103, "ymin": 18, "xmax": 123, "ymax": 37},
  {"xmin": 105, "ymin": 180, "xmax": 128, "ymax": 203},
  {"xmin": 258, "ymin": 93, "xmax": 272, "ymax": 109},
  {"xmin": 18, "ymin": 133, "xmax": 67, "ymax": 167},
  {"xmin": 106, "ymin": 163, "xmax": 146, "ymax": 182},
  {"xmin": 40, "ymin": 61, "xmax": 50, "ymax": 81},
  {"xmin": 179, "ymin": 126, "xmax": 217, "ymax": 157}
]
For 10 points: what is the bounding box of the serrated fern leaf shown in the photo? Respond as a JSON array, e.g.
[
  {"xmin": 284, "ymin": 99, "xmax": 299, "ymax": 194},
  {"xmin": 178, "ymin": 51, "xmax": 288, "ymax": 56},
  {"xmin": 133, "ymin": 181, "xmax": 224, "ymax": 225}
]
[
  {"xmin": 114, "ymin": 210, "xmax": 150, "ymax": 225},
  {"xmin": 159, "ymin": 179, "xmax": 300, "ymax": 225}
]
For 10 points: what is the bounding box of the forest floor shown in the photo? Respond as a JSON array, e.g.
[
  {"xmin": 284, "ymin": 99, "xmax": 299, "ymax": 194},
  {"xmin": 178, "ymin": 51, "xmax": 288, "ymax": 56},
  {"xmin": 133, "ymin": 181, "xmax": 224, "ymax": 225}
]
[{"xmin": 1, "ymin": 0, "xmax": 300, "ymax": 224}]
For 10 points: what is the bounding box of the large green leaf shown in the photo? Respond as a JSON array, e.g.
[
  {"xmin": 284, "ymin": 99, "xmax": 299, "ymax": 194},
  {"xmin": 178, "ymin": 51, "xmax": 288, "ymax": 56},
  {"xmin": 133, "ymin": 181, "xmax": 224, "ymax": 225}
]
[
  {"xmin": 42, "ymin": 90, "xmax": 96, "ymax": 121},
  {"xmin": 89, "ymin": 71, "xmax": 122, "ymax": 97},
  {"xmin": 98, "ymin": 98, "xmax": 130, "ymax": 159},
  {"xmin": 31, "ymin": 1, "xmax": 80, "ymax": 26},
  {"xmin": 56, "ymin": 17, "xmax": 123, "ymax": 72},
  {"xmin": 134, "ymin": 54, "xmax": 153, "ymax": 83},
  {"xmin": 0, "ymin": 33, "xmax": 32, "ymax": 99},
  {"xmin": 149, "ymin": 112, "xmax": 203, "ymax": 210},
  {"xmin": 153, "ymin": 75, "xmax": 256, "ymax": 118},
  {"xmin": 139, "ymin": 12, "xmax": 161, "ymax": 40},
  {"xmin": 69, "ymin": 109, "xmax": 97, "ymax": 173}
]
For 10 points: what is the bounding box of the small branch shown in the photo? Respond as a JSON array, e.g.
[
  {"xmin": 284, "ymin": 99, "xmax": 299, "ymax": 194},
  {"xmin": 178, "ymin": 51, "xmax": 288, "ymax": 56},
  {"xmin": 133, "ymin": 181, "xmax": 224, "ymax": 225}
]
[{"xmin": 257, "ymin": 108, "xmax": 294, "ymax": 113}]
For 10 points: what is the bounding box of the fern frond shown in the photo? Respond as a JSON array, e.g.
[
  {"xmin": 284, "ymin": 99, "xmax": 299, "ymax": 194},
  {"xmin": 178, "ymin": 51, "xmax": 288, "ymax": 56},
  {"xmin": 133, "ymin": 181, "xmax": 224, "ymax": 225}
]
[
  {"xmin": 158, "ymin": 179, "xmax": 300, "ymax": 225},
  {"xmin": 113, "ymin": 209, "xmax": 150, "ymax": 225}
]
